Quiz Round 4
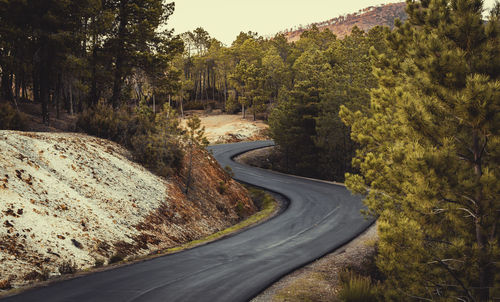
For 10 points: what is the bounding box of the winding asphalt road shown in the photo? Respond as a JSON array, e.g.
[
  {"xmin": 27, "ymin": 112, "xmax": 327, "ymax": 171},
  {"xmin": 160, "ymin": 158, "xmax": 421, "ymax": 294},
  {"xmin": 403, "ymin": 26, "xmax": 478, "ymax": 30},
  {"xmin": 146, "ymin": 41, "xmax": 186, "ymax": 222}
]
[{"xmin": 3, "ymin": 141, "xmax": 372, "ymax": 302}]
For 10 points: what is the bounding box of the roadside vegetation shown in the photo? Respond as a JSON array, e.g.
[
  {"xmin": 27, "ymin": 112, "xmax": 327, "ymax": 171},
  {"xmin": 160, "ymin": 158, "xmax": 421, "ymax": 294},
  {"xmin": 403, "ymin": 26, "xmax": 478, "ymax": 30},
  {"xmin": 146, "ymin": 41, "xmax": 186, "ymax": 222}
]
[
  {"xmin": 77, "ymin": 101, "xmax": 184, "ymax": 177},
  {"xmin": 340, "ymin": 1, "xmax": 500, "ymax": 300},
  {"xmin": 166, "ymin": 187, "xmax": 278, "ymax": 254},
  {"xmin": 1, "ymin": 0, "xmax": 499, "ymax": 300},
  {"xmin": 0, "ymin": 103, "xmax": 27, "ymax": 130}
]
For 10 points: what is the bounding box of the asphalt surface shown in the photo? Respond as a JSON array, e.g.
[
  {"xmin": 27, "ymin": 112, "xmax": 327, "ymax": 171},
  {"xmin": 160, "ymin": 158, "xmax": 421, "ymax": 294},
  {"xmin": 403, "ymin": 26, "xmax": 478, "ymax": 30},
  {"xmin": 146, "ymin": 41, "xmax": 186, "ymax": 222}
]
[{"xmin": 3, "ymin": 140, "xmax": 372, "ymax": 302}]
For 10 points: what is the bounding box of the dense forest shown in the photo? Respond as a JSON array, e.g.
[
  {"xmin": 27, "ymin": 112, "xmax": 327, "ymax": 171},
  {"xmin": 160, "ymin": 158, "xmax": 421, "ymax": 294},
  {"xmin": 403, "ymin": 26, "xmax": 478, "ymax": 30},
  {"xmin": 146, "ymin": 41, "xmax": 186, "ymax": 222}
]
[
  {"xmin": 1, "ymin": 0, "xmax": 499, "ymax": 301},
  {"xmin": 173, "ymin": 25, "xmax": 385, "ymax": 181},
  {"xmin": 342, "ymin": 0, "xmax": 500, "ymax": 300},
  {"xmin": 0, "ymin": 0, "xmax": 183, "ymax": 119},
  {"xmin": 0, "ymin": 0, "xmax": 386, "ymax": 182}
]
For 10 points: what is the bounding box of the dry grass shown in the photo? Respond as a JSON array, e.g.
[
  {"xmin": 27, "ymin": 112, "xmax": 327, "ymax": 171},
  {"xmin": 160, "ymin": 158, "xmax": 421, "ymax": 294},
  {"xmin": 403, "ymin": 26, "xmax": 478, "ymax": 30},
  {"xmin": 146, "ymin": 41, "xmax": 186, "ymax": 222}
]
[
  {"xmin": 166, "ymin": 190, "xmax": 278, "ymax": 254},
  {"xmin": 273, "ymin": 272, "xmax": 337, "ymax": 302},
  {"xmin": 253, "ymin": 224, "xmax": 378, "ymax": 302}
]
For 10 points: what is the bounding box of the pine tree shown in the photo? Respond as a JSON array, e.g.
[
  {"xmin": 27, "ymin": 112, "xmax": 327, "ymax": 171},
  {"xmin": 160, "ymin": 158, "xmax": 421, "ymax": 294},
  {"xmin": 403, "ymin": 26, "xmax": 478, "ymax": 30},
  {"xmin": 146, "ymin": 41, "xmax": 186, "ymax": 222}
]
[
  {"xmin": 340, "ymin": 0, "xmax": 500, "ymax": 300},
  {"xmin": 109, "ymin": 0, "xmax": 179, "ymax": 108},
  {"xmin": 315, "ymin": 26, "xmax": 384, "ymax": 181}
]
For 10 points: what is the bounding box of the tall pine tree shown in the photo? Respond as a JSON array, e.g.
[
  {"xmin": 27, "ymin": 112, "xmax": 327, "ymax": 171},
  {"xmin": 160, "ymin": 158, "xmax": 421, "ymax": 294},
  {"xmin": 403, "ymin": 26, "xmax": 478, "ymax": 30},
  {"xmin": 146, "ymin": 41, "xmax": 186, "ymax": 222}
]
[{"xmin": 341, "ymin": 0, "xmax": 500, "ymax": 300}]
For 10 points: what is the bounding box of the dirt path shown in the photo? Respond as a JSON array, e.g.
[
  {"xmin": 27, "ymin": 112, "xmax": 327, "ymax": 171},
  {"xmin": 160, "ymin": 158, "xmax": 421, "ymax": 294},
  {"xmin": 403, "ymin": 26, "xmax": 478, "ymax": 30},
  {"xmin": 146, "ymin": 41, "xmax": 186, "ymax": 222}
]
[{"xmin": 181, "ymin": 111, "xmax": 269, "ymax": 144}]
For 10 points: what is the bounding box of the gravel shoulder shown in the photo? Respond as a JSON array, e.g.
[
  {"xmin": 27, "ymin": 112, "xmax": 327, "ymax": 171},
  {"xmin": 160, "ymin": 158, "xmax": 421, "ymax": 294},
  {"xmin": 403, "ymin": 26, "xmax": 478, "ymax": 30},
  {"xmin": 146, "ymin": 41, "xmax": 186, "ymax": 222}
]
[{"xmin": 252, "ymin": 223, "xmax": 378, "ymax": 302}]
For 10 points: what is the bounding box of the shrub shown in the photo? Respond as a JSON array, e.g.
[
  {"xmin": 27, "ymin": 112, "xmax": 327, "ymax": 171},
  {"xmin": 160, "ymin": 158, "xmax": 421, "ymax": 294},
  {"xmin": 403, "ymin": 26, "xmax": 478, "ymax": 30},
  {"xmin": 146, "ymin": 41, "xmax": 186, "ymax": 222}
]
[
  {"xmin": 23, "ymin": 271, "xmax": 43, "ymax": 281},
  {"xmin": 77, "ymin": 102, "xmax": 183, "ymax": 177},
  {"xmin": 217, "ymin": 181, "xmax": 227, "ymax": 194},
  {"xmin": 108, "ymin": 252, "xmax": 125, "ymax": 264},
  {"xmin": 76, "ymin": 102, "xmax": 136, "ymax": 147},
  {"xmin": 247, "ymin": 187, "xmax": 267, "ymax": 209},
  {"xmin": 130, "ymin": 133, "xmax": 183, "ymax": 178},
  {"xmin": 338, "ymin": 269, "xmax": 379, "ymax": 302},
  {"xmin": 0, "ymin": 102, "xmax": 27, "ymax": 130},
  {"xmin": 224, "ymin": 165, "xmax": 234, "ymax": 178},
  {"xmin": 0, "ymin": 278, "xmax": 12, "ymax": 290},
  {"xmin": 94, "ymin": 258, "xmax": 105, "ymax": 268},
  {"xmin": 58, "ymin": 260, "xmax": 77, "ymax": 275},
  {"xmin": 40, "ymin": 267, "xmax": 51, "ymax": 281},
  {"xmin": 235, "ymin": 202, "xmax": 245, "ymax": 218},
  {"xmin": 183, "ymin": 101, "xmax": 205, "ymax": 110}
]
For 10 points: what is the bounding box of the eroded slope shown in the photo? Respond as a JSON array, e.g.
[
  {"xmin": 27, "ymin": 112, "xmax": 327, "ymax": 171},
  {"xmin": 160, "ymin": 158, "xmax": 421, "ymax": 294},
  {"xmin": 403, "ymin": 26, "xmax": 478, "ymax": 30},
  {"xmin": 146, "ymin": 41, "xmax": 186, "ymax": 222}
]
[{"xmin": 0, "ymin": 131, "xmax": 254, "ymax": 288}]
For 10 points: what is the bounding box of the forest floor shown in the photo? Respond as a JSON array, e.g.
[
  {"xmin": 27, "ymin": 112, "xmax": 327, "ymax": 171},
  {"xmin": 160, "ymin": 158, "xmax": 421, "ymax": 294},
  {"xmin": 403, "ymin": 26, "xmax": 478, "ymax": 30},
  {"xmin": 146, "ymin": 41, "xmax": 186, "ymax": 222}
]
[
  {"xmin": 16, "ymin": 102, "xmax": 270, "ymax": 144},
  {"xmin": 181, "ymin": 110, "xmax": 269, "ymax": 144}
]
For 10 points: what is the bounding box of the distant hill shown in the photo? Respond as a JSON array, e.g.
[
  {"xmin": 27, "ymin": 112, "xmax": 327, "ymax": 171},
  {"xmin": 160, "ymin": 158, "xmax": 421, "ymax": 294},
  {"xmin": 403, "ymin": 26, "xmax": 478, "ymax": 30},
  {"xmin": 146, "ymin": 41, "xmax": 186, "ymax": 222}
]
[{"xmin": 281, "ymin": 2, "xmax": 407, "ymax": 41}]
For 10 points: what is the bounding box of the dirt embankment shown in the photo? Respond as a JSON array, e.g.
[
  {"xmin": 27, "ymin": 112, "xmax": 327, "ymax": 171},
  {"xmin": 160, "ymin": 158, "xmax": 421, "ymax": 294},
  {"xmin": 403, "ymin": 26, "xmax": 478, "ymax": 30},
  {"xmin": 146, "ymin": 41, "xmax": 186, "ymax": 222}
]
[{"xmin": 0, "ymin": 131, "xmax": 255, "ymax": 290}]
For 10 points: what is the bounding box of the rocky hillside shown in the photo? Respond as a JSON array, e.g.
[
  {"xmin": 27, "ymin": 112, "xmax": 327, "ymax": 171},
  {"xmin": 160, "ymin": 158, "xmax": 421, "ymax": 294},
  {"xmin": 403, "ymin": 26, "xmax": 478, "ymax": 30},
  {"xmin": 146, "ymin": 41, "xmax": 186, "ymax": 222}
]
[
  {"xmin": 0, "ymin": 131, "xmax": 255, "ymax": 289},
  {"xmin": 282, "ymin": 2, "xmax": 407, "ymax": 41}
]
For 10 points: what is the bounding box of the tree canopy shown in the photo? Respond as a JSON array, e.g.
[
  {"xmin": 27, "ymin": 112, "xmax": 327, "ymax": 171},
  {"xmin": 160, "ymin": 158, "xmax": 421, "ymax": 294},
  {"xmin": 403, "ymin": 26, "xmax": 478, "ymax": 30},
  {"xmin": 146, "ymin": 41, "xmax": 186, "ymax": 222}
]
[{"xmin": 341, "ymin": 0, "xmax": 500, "ymax": 300}]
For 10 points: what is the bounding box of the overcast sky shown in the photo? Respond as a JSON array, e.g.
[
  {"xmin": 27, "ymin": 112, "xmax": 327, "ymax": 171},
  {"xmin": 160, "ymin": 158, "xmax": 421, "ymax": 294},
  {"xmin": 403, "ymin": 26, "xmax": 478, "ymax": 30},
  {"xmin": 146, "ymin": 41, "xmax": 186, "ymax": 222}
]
[{"xmin": 168, "ymin": 0, "xmax": 497, "ymax": 45}]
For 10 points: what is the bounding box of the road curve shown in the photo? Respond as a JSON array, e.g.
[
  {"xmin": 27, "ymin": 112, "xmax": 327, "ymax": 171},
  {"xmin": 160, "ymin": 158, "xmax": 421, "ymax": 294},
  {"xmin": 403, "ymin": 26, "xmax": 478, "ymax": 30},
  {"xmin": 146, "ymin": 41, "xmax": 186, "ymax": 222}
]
[{"xmin": 2, "ymin": 141, "xmax": 372, "ymax": 302}]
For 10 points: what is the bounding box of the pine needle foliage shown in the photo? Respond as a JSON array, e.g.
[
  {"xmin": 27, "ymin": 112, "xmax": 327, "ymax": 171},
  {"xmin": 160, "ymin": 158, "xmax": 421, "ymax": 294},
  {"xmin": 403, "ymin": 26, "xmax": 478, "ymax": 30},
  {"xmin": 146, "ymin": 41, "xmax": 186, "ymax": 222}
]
[{"xmin": 341, "ymin": 0, "xmax": 500, "ymax": 300}]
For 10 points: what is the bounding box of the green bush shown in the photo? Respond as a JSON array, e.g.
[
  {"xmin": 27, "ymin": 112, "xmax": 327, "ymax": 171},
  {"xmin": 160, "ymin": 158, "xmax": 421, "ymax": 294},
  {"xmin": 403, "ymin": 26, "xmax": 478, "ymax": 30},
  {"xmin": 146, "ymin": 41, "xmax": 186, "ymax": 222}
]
[
  {"xmin": 235, "ymin": 201, "xmax": 245, "ymax": 218},
  {"xmin": 338, "ymin": 269, "xmax": 379, "ymax": 302},
  {"xmin": 94, "ymin": 258, "xmax": 105, "ymax": 268},
  {"xmin": 217, "ymin": 181, "xmax": 227, "ymax": 194},
  {"xmin": 77, "ymin": 101, "xmax": 183, "ymax": 177},
  {"xmin": 108, "ymin": 253, "xmax": 124, "ymax": 264},
  {"xmin": 0, "ymin": 102, "xmax": 27, "ymax": 130},
  {"xmin": 58, "ymin": 260, "xmax": 77, "ymax": 275},
  {"xmin": 130, "ymin": 133, "xmax": 183, "ymax": 177},
  {"xmin": 76, "ymin": 102, "xmax": 136, "ymax": 147},
  {"xmin": 224, "ymin": 165, "xmax": 234, "ymax": 177},
  {"xmin": 246, "ymin": 187, "xmax": 267, "ymax": 209},
  {"xmin": 183, "ymin": 101, "xmax": 205, "ymax": 110}
]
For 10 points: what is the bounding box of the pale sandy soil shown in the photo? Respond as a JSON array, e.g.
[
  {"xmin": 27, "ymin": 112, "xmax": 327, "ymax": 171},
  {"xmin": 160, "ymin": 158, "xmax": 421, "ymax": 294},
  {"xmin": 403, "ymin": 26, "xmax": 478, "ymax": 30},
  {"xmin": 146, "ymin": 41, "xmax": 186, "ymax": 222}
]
[
  {"xmin": 0, "ymin": 130, "xmax": 255, "ymax": 291},
  {"xmin": 0, "ymin": 131, "xmax": 169, "ymax": 287},
  {"xmin": 181, "ymin": 111, "xmax": 269, "ymax": 144}
]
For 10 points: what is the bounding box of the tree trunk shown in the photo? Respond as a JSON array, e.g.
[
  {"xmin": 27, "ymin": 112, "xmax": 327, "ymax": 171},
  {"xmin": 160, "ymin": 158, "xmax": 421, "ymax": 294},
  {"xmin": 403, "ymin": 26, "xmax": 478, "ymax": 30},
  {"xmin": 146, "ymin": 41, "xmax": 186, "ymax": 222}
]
[
  {"xmin": 180, "ymin": 95, "xmax": 184, "ymax": 118},
  {"xmin": 253, "ymin": 99, "xmax": 256, "ymax": 121},
  {"xmin": 39, "ymin": 65, "xmax": 49, "ymax": 125},
  {"xmin": 472, "ymin": 131, "xmax": 491, "ymax": 302},
  {"xmin": 111, "ymin": 62, "xmax": 124, "ymax": 108},
  {"xmin": 69, "ymin": 81, "xmax": 74, "ymax": 116},
  {"xmin": 184, "ymin": 141, "xmax": 193, "ymax": 194},
  {"xmin": 1, "ymin": 72, "xmax": 14, "ymax": 103},
  {"xmin": 22, "ymin": 78, "xmax": 27, "ymax": 101},
  {"xmin": 55, "ymin": 74, "xmax": 62, "ymax": 119},
  {"xmin": 32, "ymin": 65, "xmax": 40, "ymax": 104},
  {"xmin": 111, "ymin": 0, "xmax": 128, "ymax": 109},
  {"xmin": 14, "ymin": 74, "xmax": 20, "ymax": 109},
  {"xmin": 224, "ymin": 76, "xmax": 228, "ymax": 111},
  {"xmin": 153, "ymin": 93, "xmax": 156, "ymax": 114},
  {"xmin": 90, "ymin": 31, "xmax": 98, "ymax": 106}
]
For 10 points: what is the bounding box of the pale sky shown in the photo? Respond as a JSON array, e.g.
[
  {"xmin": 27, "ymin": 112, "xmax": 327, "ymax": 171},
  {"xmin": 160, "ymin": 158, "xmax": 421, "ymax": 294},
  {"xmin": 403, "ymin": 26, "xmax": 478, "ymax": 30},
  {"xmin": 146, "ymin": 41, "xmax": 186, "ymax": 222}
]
[{"xmin": 168, "ymin": 0, "xmax": 497, "ymax": 45}]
